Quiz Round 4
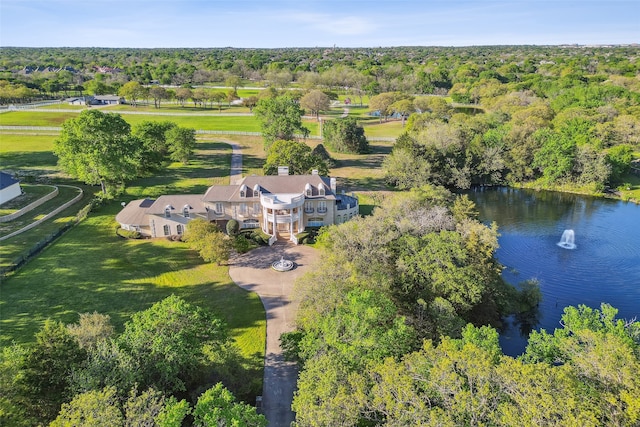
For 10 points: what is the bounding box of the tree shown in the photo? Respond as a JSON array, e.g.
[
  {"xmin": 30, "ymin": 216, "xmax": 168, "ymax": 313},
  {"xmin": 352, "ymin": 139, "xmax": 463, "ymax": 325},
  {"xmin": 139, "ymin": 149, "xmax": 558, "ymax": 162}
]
[
  {"xmin": 263, "ymin": 139, "xmax": 329, "ymax": 176},
  {"xmin": 253, "ymin": 95, "xmax": 309, "ymax": 148},
  {"xmin": 165, "ymin": 126, "xmax": 196, "ymax": 164},
  {"xmin": 54, "ymin": 110, "xmax": 142, "ymax": 195},
  {"xmin": 242, "ymin": 95, "xmax": 258, "ymax": 112},
  {"xmin": 132, "ymin": 120, "xmax": 177, "ymax": 173},
  {"xmin": 174, "ymin": 87, "xmax": 192, "ymax": 107},
  {"xmin": 21, "ymin": 320, "xmax": 87, "ymax": 422},
  {"xmin": 369, "ymin": 92, "xmax": 402, "ymax": 122},
  {"xmin": 322, "ymin": 117, "xmax": 369, "ymax": 153},
  {"xmin": 50, "ymin": 386, "xmax": 123, "ymax": 427},
  {"xmin": 391, "ymin": 98, "xmax": 415, "ymax": 126},
  {"xmin": 116, "ymin": 295, "xmax": 229, "ymax": 395},
  {"xmin": 149, "ymin": 86, "xmax": 168, "ymax": 108},
  {"xmin": 300, "ymin": 90, "xmax": 331, "ymax": 120},
  {"xmin": 118, "ymin": 81, "xmax": 144, "ymax": 107},
  {"xmin": 67, "ymin": 312, "xmax": 114, "ymax": 350},
  {"xmin": 183, "ymin": 219, "xmax": 232, "ymax": 265},
  {"xmin": 193, "ymin": 383, "xmax": 267, "ymax": 427},
  {"xmin": 225, "ymin": 75, "xmax": 243, "ymax": 92}
]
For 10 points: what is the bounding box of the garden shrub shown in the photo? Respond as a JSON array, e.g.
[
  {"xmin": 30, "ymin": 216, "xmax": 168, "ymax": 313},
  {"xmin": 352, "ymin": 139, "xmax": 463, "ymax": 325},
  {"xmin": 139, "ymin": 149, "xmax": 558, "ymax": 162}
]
[{"xmin": 226, "ymin": 219, "xmax": 240, "ymax": 236}]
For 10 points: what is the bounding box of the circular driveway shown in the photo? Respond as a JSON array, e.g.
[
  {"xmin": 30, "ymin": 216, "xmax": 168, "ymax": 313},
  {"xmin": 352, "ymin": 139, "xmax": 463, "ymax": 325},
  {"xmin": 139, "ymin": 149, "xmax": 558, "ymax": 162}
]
[{"xmin": 228, "ymin": 243, "xmax": 318, "ymax": 427}]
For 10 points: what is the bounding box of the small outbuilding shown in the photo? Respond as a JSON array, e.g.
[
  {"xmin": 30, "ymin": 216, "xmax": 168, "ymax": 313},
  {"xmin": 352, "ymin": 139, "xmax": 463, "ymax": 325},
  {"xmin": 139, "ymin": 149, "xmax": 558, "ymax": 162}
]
[{"xmin": 0, "ymin": 171, "xmax": 22, "ymax": 205}]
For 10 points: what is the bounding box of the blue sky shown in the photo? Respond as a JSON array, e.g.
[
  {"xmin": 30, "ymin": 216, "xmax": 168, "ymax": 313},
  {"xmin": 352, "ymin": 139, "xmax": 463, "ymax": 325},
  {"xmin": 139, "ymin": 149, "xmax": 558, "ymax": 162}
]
[{"xmin": 1, "ymin": 0, "xmax": 638, "ymax": 48}]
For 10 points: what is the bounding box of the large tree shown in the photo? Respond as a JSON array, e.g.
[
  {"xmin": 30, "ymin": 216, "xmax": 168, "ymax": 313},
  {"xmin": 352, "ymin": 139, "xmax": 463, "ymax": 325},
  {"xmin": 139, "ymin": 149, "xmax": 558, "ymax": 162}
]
[
  {"xmin": 118, "ymin": 81, "xmax": 145, "ymax": 107},
  {"xmin": 166, "ymin": 126, "xmax": 196, "ymax": 164},
  {"xmin": 253, "ymin": 95, "xmax": 309, "ymax": 148},
  {"xmin": 300, "ymin": 90, "xmax": 331, "ymax": 120},
  {"xmin": 54, "ymin": 110, "xmax": 143, "ymax": 195},
  {"xmin": 263, "ymin": 139, "xmax": 329, "ymax": 176},
  {"xmin": 322, "ymin": 117, "xmax": 368, "ymax": 154}
]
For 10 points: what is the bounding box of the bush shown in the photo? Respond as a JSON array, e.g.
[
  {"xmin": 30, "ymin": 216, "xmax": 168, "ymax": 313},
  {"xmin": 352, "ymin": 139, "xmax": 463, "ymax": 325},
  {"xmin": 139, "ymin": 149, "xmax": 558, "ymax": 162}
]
[
  {"xmin": 116, "ymin": 227, "xmax": 141, "ymax": 239},
  {"xmin": 233, "ymin": 234, "xmax": 257, "ymax": 253},
  {"xmin": 226, "ymin": 219, "xmax": 240, "ymax": 236}
]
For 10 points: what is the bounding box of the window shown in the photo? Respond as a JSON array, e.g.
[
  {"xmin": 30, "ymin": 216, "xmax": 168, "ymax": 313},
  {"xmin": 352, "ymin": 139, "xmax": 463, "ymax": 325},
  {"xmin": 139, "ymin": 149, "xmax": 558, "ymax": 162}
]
[
  {"xmin": 305, "ymin": 183, "xmax": 312, "ymax": 197},
  {"xmin": 239, "ymin": 203, "xmax": 247, "ymax": 215},
  {"xmin": 163, "ymin": 224, "xmax": 170, "ymax": 236},
  {"xmin": 253, "ymin": 203, "xmax": 260, "ymax": 215},
  {"xmin": 215, "ymin": 203, "xmax": 224, "ymax": 214},
  {"xmin": 176, "ymin": 224, "xmax": 184, "ymax": 235},
  {"xmin": 318, "ymin": 201, "xmax": 327, "ymax": 213},
  {"xmin": 308, "ymin": 218, "xmax": 323, "ymax": 227},
  {"xmin": 164, "ymin": 206, "xmax": 172, "ymax": 218},
  {"xmin": 183, "ymin": 205, "xmax": 190, "ymax": 218},
  {"xmin": 318, "ymin": 184, "xmax": 325, "ymax": 196},
  {"xmin": 304, "ymin": 202, "xmax": 314, "ymax": 213},
  {"xmin": 240, "ymin": 190, "xmax": 245, "ymax": 198}
]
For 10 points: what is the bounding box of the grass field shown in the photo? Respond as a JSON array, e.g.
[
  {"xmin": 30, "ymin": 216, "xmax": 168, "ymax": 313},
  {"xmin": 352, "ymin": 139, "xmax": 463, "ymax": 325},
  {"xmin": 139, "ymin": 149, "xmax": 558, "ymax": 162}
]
[{"xmin": 0, "ymin": 134, "xmax": 265, "ymax": 384}]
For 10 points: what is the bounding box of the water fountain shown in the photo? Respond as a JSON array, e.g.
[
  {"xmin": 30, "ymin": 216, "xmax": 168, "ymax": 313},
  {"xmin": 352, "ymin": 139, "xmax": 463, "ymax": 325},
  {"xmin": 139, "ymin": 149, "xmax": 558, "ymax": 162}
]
[
  {"xmin": 272, "ymin": 256, "xmax": 294, "ymax": 272},
  {"xmin": 557, "ymin": 229, "xmax": 576, "ymax": 249}
]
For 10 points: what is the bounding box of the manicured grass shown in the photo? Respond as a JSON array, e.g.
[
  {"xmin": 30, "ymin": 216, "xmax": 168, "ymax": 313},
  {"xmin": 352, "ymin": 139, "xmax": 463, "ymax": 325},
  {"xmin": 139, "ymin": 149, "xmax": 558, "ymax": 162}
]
[
  {"xmin": 0, "ymin": 185, "xmax": 82, "ymax": 237},
  {"xmin": 0, "ymin": 185, "xmax": 93, "ymax": 269},
  {"xmin": 0, "ymin": 134, "xmax": 59, "ymax": 177},
  {"xmin": 0, "ymin": 184, "xmax": 56, "ymax": 216},
  {"xmin": 0, "ymin": 202, "xmax": 266, "ymax": 375},
  {"xmin": 0, "ymin": 111, "xmax": 75, "ymax": 126},
  {"xmin": 362, "ymin": 120, "xmax": 405, "ymax": 139},
  {"xmin": 0, "ymin": 137, "xmax": 265, "ymax": 380}
]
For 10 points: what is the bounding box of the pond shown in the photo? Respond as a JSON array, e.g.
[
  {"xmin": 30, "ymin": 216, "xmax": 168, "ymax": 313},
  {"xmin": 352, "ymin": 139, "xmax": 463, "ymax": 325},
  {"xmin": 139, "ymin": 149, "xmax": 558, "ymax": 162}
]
[{"xmin": 467, "ymin": 187, "xmax": 640, "ymax": 356}]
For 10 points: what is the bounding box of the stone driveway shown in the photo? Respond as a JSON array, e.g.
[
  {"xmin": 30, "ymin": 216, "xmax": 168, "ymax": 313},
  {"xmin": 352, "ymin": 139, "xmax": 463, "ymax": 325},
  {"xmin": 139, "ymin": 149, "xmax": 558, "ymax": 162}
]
[{"xmin": 228, "ymin": 243, "xmax": 318, "ymax": 427}]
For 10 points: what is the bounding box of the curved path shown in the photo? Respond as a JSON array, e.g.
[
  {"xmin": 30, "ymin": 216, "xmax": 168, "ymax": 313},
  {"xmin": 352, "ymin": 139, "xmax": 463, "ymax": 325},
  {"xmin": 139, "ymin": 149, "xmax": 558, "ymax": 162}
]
[{"xmin": 229, "ymin": 244, "xmax": 318, "ymax": 426}]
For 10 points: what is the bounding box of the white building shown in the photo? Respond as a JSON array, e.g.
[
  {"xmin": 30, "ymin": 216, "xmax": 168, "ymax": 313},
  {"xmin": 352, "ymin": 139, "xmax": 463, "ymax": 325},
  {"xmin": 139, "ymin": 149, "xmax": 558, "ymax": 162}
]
[{"xmin": 116, "ymin": 172, "xmax": 359, "ymax": 243}]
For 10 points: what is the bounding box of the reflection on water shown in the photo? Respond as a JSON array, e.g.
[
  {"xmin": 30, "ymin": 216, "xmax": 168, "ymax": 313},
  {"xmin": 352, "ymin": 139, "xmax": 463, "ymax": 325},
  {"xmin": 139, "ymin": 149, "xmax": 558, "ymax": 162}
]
[{"xmin": 467, "ymin": 187, "xmax": 640, "ymax": 356}]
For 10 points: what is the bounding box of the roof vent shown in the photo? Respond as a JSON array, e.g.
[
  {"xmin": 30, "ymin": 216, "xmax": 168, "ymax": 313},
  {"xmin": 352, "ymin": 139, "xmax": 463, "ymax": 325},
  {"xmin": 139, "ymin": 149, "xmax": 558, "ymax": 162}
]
[{"xmin": 312, "ymin": 169, "xmax": 318, "ymax": 175}]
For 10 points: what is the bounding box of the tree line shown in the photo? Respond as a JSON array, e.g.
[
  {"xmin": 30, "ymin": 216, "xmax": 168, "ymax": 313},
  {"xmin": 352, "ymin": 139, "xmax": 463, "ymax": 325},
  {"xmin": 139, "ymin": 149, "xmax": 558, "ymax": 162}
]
[
  {"xmin": 284, "ymin": 187, "xmax": 640, "ymax": 426},
  {"xmin": 53, "ymin": 110, "xmax": 196, "ymax": 196}
]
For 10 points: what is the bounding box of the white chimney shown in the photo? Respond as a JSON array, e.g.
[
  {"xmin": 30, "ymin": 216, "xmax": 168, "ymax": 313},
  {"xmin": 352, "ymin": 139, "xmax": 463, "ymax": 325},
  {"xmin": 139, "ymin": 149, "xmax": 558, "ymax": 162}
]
[
  {"xmin": 330, "ymin": 177, "xmax": 336, "ymax": 193},
  {"xmin": 312, "ymin": 169, "xmax": 318, "ymax": 175},
  {"xmin": 278, "ymin": 166, "xmax": 289, "ymax": 176}
]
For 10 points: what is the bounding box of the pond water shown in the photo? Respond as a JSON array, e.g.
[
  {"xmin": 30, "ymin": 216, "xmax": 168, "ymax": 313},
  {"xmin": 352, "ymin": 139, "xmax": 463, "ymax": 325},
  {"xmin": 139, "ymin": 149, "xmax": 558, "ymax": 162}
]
[{"xmin": 467, "ymin": 187, "xmax": 640, "ymax": 356}]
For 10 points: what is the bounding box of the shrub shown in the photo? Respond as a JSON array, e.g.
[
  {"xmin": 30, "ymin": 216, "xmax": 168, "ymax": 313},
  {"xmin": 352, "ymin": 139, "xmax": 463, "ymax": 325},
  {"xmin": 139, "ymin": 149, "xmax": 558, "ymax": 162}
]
[
  {"xmin": 226, "ymin": 219, "xmax": 240, "ymax": 236},
  {"xmin": 233, "ymin": 235, "xmax": 257, "ymax": 253}
]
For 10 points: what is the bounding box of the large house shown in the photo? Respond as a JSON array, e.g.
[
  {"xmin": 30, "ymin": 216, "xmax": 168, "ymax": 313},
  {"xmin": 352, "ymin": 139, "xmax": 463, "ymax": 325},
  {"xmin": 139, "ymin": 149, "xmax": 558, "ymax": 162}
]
[
  {"xmin": 0, "ymin": 171, "xmax": 22, "ymax": 205},
  {"xmin": 116, "ymin": 171, "xmax": 359, "ymax": 244}
]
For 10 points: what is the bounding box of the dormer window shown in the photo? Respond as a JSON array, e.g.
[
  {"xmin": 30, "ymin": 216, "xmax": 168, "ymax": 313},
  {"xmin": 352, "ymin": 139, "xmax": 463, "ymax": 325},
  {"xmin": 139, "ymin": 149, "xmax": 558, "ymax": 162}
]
[
  {"xmin": 318, "ymin": 184, "xmax": 325, "ymax": 196},
  {"xmin": 305, "ymin": 183, "xmax": 312, "ymax": 197},
  {"xmin": 253, "ymin": 184, "xmax": 260, "ymax": 196},
  {"xmin": 164, "ymin": 205, "xmax": 173, "ymax": 218},
  {"xmin": 183, "ymin": 204, "xmax": 191, "ymax": 218},
  {"xmin": 240, "ymin": 184, "xmax": 248, "ymax": 198}
]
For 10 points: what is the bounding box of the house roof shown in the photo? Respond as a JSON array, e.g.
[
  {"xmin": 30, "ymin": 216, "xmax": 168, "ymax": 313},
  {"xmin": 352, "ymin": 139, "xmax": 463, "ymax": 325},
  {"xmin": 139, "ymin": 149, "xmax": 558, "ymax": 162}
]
[
  {"xmin": 115, "ymin": 198, "xmax": 155, "ymax": 226},
  {"xmin": 0, "ymin": 171, "xmax": 20, "ymax": 190},
  {"xmin": 94, "ymin": 95, "xmax": 123, "ymax": 101},
  {"xmin": 203, "ymin": 174, "xmax": 335, "ymax": 202},
  {"xmin": 146, "ymin": 194, "xmax": 207, "ymax": 215}
]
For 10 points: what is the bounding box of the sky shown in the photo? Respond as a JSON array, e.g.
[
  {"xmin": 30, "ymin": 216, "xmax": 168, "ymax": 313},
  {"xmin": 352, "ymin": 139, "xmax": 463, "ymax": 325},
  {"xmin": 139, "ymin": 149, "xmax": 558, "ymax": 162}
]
[{"xmin": 1, "ymin": 0, "xmax": 638, "ymax": 48}]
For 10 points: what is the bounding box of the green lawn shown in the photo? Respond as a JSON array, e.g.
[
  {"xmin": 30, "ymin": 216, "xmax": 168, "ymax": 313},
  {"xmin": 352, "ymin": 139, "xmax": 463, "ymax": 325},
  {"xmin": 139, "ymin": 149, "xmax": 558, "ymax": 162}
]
[
  {"xmin": 0, "ymin": 136, "xmax": 265, "ymax": 384},
  {"xmin": 0, "ymin": 184, "xmax": 56, "ymax": 216}
]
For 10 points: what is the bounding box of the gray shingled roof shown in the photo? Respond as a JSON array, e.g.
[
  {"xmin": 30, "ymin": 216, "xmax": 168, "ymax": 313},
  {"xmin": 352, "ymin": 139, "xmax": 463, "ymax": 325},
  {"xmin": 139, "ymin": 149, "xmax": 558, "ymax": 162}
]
[
  {"xmin": 147, "ymin": 194, "xmax": 208, "ymax": 215},
  {"xmin": 115, "ymin": 198, "xmax": 155, "ymax": 225},
  {"xmin": 203, "ymin": 175, "xmax": 335, "ymax": 202}
]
